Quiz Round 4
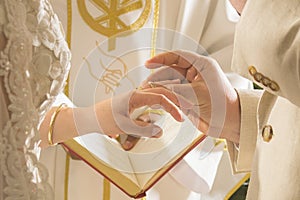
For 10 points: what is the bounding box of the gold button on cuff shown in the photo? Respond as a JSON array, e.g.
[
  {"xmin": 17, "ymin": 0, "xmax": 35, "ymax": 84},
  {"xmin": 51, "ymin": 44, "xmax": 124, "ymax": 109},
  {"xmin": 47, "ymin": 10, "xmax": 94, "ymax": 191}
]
[
  {"xmin": 269, "ymin": 81, "xmax": 280, "ymax": 91},
  {"xmin": 254, "ymin": 72, "xmax": 263, "ymax": 82},
  {"xmin": 248, "ymin": 65, "xmax": 280, "ymax": 92},
  {"xmin": 248, "ymin": 66, "xmax": 257, "ymax": 76},
  {"xmin": 262, "ymin": 125, "xmax": 273, "ymax": 142},
  {"xmin": 261, "ymin": 77, "xmax": 271, "ymax": 87}
]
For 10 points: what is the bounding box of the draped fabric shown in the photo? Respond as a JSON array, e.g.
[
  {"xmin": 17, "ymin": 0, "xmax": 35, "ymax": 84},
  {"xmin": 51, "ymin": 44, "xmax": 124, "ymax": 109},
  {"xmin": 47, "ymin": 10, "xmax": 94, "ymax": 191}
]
[{"xmin": 0, "ymin": 0, "xmax": 71, "ymax": 199}]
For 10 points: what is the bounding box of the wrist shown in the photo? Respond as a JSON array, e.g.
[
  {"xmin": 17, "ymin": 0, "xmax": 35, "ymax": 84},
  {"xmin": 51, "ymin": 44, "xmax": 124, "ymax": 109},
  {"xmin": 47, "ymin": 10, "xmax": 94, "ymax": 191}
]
[
  {"xmin": 48, "ymin": 103, "xmax": 67, "ymax": 146},
  {"xmin": 39, "ymin": 108, "xmax": 56, "ymax": 148},
  {"xmin": 72, "ymin": 106, "xmax": 103, "ymax": 135},
  {"xmin": 93, "ymin": 99, "xmax": 121, "ymax": 137},
  {"xmin": 39, "ymin": 106, "xmax": 77, "ymax": 148},
  {"xmin": 51, "ymin": 106, "xmax": 75, "ymax": 144}
]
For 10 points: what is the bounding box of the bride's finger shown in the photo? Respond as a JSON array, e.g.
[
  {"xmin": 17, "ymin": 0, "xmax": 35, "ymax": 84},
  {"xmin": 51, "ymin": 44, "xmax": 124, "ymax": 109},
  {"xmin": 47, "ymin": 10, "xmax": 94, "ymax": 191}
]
[
  {"xmin": 130, "ymin": 91, "xmax": 183, "ymax": 122},
  {"xmin": 117, "ymin": 134, "xmax": 140, "ymax": 151}
]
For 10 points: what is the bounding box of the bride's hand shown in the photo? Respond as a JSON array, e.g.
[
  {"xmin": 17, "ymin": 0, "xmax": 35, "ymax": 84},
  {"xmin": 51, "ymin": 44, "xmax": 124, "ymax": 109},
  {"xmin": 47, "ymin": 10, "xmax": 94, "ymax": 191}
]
[
  {"xmin": 92, "ymin": 88, "xmax": 183, "ymax": 138},
  {"xmin": 117, "ymin": 108, "xmax": 164, "ymax": 150},
  {"xmin": 39, "ymin": 88, "xmax": 183, "ymax": 148}
]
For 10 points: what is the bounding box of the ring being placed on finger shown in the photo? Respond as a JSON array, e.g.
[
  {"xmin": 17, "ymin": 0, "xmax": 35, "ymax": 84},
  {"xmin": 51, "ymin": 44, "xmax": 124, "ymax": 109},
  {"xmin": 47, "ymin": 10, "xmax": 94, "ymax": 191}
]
[
  {"xmin": 148, "ymin": 81, "xmax": 156, "ymax": 88},
  {"xmin": 136, "ymin": 86, "xmax": 144, "ymax": 90}
]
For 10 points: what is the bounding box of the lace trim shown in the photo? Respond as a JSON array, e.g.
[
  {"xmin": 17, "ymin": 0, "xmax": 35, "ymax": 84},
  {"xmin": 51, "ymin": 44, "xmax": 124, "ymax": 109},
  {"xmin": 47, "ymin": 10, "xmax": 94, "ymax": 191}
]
[
  {"xmin": 0, "ymin": 4, "xmax": 4, "ymax": 33},
  {"xmin": 0, "ymin": 0, "xmax": 71, "ymax": 199}
]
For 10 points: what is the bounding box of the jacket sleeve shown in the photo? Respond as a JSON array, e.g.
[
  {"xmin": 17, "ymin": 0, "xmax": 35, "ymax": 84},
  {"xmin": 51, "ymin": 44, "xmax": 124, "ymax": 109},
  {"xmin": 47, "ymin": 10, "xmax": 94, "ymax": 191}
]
[{"xmin": 226, "ymin": 89, "xmax": 262, "ymax": 173}]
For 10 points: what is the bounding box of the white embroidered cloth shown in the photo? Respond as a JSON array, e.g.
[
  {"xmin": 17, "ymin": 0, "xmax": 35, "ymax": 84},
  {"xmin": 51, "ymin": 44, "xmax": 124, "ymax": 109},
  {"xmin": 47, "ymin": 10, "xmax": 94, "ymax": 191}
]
[{"xmin": 0, "ymin": 0, "xmax": 71, "ymax": 199}]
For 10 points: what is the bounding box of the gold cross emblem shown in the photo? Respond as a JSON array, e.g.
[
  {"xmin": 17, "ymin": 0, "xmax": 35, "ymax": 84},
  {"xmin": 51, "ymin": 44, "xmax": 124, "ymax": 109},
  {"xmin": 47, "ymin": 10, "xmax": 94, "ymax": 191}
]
[{"xmin": 78, "ymin": 0, "xmax": 151, "ymax": 50}]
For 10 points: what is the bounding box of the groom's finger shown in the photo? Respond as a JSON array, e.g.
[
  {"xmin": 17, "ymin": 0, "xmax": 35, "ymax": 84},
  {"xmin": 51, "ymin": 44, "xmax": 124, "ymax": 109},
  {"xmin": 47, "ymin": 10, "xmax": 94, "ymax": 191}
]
[
  {"xmin": 145, "ymin": 50, "xmax": 193, "ymax": 69},
  {"xmin": 142, "ymin": 66, "xmax": 186, "ymax": 85},
  {"xmin": 130, "ymin": 90, "xmax": 183, "ymax": 122}
]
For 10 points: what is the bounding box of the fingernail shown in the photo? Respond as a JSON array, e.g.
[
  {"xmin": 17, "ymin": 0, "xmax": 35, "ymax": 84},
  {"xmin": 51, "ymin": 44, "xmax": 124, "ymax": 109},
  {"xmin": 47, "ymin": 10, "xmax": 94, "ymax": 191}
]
[
  {"xmin": 180, "ymin": 113, "xmax": 185, "ymax": 122},
  {"xmin": 145, "ymin": 62, "xmax": 160, "ymax": 68},
  {"xmin": 123, "ymin": 141, "xmax": 133, "ymax": 150}
]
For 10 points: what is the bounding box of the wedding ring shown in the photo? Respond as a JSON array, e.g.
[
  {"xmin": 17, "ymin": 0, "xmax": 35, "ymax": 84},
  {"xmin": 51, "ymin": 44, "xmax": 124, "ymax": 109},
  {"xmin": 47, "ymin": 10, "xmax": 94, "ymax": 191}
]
[
  {"xmin": 136, "ymin": 86, "xmax": 144, "ymax": 90},
  {"xmin": 148, "ymin": 82, "xmax": 156, "ymax": 88}
]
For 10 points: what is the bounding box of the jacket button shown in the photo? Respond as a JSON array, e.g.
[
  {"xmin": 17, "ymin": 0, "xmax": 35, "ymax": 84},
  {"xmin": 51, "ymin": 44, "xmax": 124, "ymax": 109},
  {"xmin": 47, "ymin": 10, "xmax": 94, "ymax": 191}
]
[
  {"xmin": 262, "ymin": 125, "xmax": 273, "ymax": 142},
  {"xmin": 261, "ymin": 77, "xmax": 271, "ymax": 87},
  {"xmin": 254, "ymin": 72, "xmax": 263, "ymax": 82},
  {"xmin": 248, "ymin": 66, "xmax": 257, "ymax": 76},
  {"xmin": 269, "ymin": 81, "xmax": 280, "ymax": 91}
]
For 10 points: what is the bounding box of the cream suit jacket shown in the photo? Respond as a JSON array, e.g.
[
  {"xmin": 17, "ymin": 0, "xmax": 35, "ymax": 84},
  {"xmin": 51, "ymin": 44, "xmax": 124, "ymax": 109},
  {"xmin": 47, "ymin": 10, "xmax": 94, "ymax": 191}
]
[{"xmin": 227, "ymin": 0, "xmax": 300, "ymax": 199}]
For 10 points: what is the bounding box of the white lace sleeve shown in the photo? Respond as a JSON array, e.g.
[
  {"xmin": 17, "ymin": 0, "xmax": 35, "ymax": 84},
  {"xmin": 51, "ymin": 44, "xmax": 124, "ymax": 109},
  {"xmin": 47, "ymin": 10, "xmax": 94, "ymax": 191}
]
[
  {"xmin": 0, "ymin": 2, "xmax": 4, "ymax": 31},
  {"xmin": 0, "ymin": 0, "xmax": 71, "ymax": 199}
]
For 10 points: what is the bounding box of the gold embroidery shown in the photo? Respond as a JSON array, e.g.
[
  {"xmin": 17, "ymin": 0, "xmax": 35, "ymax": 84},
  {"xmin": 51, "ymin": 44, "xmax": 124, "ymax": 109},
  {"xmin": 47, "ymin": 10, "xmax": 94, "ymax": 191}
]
[
  {"xmin": 151, "ymin": 0, "xmax": 159, "ymax": 57},
  {"xmin": 84, "ymin": 42, "xmax": 136, "ymax": 94},
  {"xmin": 64, "ymin": 1, "xmax": 72, "ymax": 200},
  {"xmin": 64, "ymin": 0, "xmax": 73, "ymax": 96},
  {"xmin": 78, "ymin": 0, "xmax": 151, "ymax": 50},
  {"xmin": 64, "ymin": 154, "xmax": 71, "ymax": 200}
]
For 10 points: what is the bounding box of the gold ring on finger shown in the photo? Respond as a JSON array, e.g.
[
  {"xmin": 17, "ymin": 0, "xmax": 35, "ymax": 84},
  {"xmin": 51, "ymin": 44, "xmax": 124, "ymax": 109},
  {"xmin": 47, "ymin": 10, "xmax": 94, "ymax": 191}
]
[{"xmin": 148, "ymin": 82, "xmax": 156, "ymax": 88}]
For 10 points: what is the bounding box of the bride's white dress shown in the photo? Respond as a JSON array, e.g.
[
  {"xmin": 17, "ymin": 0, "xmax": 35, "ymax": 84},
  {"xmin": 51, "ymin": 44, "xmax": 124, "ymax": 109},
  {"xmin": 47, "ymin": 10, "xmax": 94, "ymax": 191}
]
[{"xmin": 0, "ymin": 0, "xmax": 70, "ymax": 199}]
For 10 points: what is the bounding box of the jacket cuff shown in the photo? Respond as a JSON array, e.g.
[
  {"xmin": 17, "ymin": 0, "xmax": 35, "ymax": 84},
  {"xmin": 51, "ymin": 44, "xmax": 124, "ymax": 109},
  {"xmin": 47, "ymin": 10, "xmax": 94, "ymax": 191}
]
[{"xmin": 227, "ymin": 89, "xmax": 262, "ymax": 173}]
